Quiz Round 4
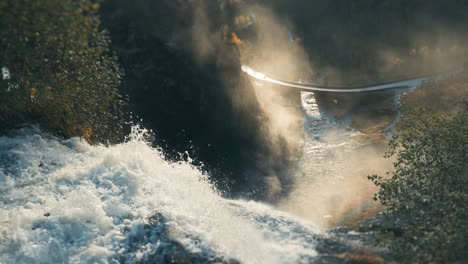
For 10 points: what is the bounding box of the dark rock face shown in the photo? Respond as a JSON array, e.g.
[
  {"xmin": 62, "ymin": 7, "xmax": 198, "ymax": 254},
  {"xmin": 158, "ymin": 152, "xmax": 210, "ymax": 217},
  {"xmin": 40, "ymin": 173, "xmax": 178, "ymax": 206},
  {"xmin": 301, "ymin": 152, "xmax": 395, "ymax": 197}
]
[
  {"xmin": 100, "ymin": 0, "xmax": 292, "ymax": 198},
  {"xmin": 314, "ymin": 91, "xmax": 395, "ymax": 122}
]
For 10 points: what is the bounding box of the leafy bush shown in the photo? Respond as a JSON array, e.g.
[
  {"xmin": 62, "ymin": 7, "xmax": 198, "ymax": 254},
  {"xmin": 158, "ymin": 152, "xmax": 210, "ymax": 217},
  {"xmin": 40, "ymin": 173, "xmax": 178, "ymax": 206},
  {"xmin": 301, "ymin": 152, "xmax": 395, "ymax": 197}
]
[
  {"xmin": 0, "ymin": 0, "xmax": 125, "ymax": 143},
  {"xmin": 369, "ymin": 106, "xmax": 468, "ymax": 263}
]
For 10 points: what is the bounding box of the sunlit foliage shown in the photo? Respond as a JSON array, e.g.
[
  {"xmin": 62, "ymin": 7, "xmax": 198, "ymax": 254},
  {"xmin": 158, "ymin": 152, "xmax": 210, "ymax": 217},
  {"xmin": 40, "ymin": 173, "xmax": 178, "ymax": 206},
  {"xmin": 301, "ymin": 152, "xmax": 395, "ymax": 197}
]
[
  {"xmin": 369, "ymin": 106, "xmax": 468, "ymax": 263},
  {"xmin": 0, "ymin": 0, "xmax": 125, "ymax": 143}
]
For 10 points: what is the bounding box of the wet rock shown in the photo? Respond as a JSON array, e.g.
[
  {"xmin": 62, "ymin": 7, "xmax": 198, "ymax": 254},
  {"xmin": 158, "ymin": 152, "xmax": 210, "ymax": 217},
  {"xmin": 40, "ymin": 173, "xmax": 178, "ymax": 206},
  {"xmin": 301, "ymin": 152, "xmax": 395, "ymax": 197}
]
[
  {"xmin": 311, "ymin": 227, "xmax": 389, "ymax": 264},
  {"xmin": 359, "ymin": 213, "xmax": 405, "ymax": 235},
  {"xmin": 335, "ymin": 251, "xmax": 385, "ymax": 264},
  {"xmin": 100, "ymin": 0, "xmax": 299, "ymax": 198}
]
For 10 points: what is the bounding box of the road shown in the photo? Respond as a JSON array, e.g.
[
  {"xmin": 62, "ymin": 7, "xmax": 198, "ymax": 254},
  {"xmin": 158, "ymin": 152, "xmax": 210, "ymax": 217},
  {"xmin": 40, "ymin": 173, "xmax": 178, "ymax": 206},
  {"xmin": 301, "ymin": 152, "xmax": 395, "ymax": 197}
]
[{"xmin": 241, "ymin": 65, "xmax": 463, "ymax": 93}]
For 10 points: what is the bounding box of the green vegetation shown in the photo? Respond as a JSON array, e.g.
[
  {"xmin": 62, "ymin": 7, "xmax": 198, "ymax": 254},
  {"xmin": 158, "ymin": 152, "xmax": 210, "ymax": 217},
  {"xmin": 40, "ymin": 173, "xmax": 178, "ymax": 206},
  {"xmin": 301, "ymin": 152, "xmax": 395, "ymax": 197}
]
[
  {"xmin": 0, "ymin": 0, "xmax": 125, "ymax": 143},
  {"xmin": 369, "ymin": 106, "xmax": 467, "ymax": 263}
]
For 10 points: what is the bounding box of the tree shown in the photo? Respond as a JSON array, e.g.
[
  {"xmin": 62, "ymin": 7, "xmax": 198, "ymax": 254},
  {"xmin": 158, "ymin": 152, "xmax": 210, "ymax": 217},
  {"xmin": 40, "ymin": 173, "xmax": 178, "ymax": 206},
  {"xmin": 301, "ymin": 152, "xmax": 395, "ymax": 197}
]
[
  {"xmin": 369, "ymin": 106, "xmax": 468, "ymax": 263},
  {"xmin": 0, "ymin": 0, "xmax": 125, "ymax": 143}
]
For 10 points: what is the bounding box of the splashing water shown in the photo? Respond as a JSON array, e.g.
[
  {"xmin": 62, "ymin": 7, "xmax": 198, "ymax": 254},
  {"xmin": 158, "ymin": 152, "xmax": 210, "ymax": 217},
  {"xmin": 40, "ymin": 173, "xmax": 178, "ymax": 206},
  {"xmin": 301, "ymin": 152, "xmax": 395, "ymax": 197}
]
[
  {"xmin": 0, "ymin": 126, "xmax": 321, "ymax": 263},
  {"xmin": 278, "ymin": 92, "xmax": 388, "ymax": 228}
]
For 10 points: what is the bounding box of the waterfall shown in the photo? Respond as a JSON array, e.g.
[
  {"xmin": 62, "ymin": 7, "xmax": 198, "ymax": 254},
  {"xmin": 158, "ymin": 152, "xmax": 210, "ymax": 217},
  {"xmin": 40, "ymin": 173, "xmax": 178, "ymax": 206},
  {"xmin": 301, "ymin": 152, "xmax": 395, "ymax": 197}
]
[{"xmin": 0, "ymin": 127, "xmax": 321, "ymax": 263}]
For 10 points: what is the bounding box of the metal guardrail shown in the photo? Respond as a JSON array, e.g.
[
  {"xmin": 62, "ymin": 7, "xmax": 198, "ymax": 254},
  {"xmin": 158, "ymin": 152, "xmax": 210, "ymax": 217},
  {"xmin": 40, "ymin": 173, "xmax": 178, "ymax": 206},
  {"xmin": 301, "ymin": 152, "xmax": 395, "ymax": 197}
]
[{"xmin": 242, "ymin": 65, "xmax": 463, "ymax": 93}]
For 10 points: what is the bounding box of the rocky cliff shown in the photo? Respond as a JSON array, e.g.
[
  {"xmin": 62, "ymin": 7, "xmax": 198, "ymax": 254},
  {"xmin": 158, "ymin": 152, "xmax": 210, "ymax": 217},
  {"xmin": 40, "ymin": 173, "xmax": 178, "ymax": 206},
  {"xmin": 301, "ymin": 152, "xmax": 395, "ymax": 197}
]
[{"xmin": 100, "ymin": 0, "xmax": 298, "ymax": 198}]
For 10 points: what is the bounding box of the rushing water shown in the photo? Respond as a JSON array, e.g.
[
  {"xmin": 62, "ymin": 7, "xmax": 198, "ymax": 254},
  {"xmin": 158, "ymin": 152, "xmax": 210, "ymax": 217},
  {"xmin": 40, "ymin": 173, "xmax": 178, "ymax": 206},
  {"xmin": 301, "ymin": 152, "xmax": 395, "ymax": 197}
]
[
  {"xmin": 0, "ymin": 90, "xmax": 391, "ymax": 263},
  {"xmin": 296, "ymin": 92, "xmax": 363, "ymax": 182},
  {"xmin": 0, "ymin": 126, "xmax": 325, "ymax": 263},
  {"xmin": 277, "ymin": 92, "xmax": 386, "ymax": 228}
]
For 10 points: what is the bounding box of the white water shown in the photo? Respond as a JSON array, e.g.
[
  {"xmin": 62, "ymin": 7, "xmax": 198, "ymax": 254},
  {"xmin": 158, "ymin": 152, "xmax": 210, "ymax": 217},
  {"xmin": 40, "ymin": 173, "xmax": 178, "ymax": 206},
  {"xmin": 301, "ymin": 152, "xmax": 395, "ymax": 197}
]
[
  {"xmin": 278, "ymin": 92, "xmax": 389, "ymax": 228},
  {"xmin": 0, "ymin": 127, "xmax": 321, "ymax": 264},
  {"xmin": 297, "ymin": 92, "xmax": 363, "ymax": 180}
]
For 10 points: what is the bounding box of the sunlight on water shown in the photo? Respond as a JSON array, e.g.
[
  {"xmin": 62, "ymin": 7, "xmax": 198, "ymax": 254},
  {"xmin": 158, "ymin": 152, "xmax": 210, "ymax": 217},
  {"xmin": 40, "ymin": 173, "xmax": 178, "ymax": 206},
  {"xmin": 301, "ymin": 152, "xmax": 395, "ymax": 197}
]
[
  {"xmin": 0, "ymin": 126, "xmax": 320, "ymax": 264},
  {"xmin": 278, "ymin": 92, "xmax": 386, "ymax": 228}
]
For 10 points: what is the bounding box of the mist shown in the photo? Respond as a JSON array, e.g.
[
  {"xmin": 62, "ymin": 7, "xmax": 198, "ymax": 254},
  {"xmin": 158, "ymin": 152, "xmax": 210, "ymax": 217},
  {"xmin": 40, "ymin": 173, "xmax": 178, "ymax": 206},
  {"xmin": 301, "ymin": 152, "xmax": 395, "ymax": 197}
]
[
  {"xmin": 117, "ymin": 0, "xmax": 466, "ymax": 225},
  {"xmin": 278, "ymin": 141, "xmax": 392, "ymax": 228},
  {"xmin": 2, "ymin": 1, "xmax": 466, "ymax": 262},
  {"xmin": 185, "ymin": 1, "xmax": 393, "ymax": 226}
]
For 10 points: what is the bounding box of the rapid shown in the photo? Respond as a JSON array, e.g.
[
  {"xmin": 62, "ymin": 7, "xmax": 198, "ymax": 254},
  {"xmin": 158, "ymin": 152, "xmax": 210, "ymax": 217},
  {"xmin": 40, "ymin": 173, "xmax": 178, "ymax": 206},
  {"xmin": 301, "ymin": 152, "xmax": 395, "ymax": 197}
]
[
  {"xmin": 0, "ymin": 89, "xmax": 392, "ymax": 263},
  {"xmin": 0, "ymin": 126, "xmax": 324, "ymax": 263}
]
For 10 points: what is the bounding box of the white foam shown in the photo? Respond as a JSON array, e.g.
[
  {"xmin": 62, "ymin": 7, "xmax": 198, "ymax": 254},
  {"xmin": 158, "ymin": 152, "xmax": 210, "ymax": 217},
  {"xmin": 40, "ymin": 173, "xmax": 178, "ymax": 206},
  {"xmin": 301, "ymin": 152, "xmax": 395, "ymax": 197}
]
[{"xmin": 0, "ymin": 127, "xmax": 319, "ymax": 263}]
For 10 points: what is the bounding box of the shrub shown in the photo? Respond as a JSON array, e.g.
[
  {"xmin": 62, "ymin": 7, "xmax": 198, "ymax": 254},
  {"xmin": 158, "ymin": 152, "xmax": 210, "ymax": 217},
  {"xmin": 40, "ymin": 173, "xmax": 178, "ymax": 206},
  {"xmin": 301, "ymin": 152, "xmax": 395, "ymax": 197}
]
[
  {"xmin": 369, "ymin": 106, "xmax": 468, "ymax": 263},
  {"xmin": 0, "ymin": 0, "xmax": 125, "ymax": 143}
]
